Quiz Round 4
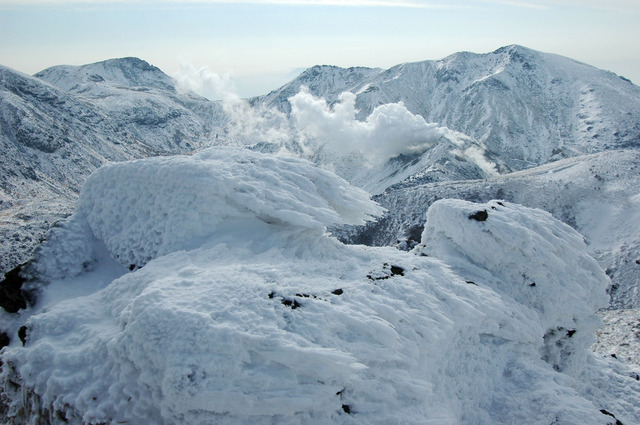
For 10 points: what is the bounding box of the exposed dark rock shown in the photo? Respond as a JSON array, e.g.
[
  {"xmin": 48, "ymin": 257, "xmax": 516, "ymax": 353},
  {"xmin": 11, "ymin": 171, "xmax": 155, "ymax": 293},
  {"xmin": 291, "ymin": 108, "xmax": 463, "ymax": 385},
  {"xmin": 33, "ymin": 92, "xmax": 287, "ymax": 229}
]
[
  {"xmin": 600, "ymin": 409, "xmax": 623, "ymax": 425},
  {"xmin": 468, "ymin": 210, "xmax": 488, "ymax": 221},
  {"xmin": 87, "ymin": 74, "xmax": 105, "ymax": 83},
  {"xmin": 390, "ymin": 265, "xmax": 405, "ymax": 276},
  {"xmin": 0, "ymin": 263, "xmax": 32, "ymax": 313},
  {"xmin": 281, "ymin": 299, "xmax": 301, "ymax": 310},
  {"xmin": 341, "ymin": 404, "xmax": 351, "ymax": 414},
  {"xmin": 405, "ymin": 224, "xmax": 423, "ymax": 244},
  {"xmin": 332, "ymin": 288, "xmax": 344, "ymax": 295},
  {"xmin": 55, "ymin": 409, "xmax": 69, "ymax": 423},
  {"xmin": 0, "ymin": 332, "xmax": 10, "ymax": 349},
  {"xmin": 367, "ymin": 263, "xmax": 406, "ymax": 281},
  {"xmin": 18, "ymin": 326, "xmax": 28, "ymax": 346},
  {"xmin": 465, "ymin": 281, "xmax": 477, "ymax": 286},
  {"xmin": 270, "ymin": 291, "xmax": 305, "ymax": 309},
  {"xmin": 566, "ymin": 329, "xmax": 576, "ymax": 338}
]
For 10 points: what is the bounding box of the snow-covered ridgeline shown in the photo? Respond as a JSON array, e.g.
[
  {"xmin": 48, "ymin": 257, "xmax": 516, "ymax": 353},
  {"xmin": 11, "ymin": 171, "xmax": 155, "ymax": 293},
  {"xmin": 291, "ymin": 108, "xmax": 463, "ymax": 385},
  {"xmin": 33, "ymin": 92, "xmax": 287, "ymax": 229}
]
[
  {"xmin": 1, "ymin": 148, "xmax": 638, "ymax": 425},
  {"xmin": 0, "ymin": 60, "xmax": 224, "ymax": 275},
  {"xmin": 255, "ymin": 45, "xmax": 640, "ymax": 173},
  {"xmin": 4, "ymin": 46, "xmax": 640, "ymax": 279}
]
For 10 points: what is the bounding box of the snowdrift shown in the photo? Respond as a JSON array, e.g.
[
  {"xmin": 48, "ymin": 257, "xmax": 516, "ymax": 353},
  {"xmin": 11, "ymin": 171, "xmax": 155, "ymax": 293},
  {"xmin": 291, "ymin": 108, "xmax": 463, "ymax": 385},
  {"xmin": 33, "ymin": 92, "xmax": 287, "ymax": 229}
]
[{"xmin": 1, "ymin": 148, "xmax": 639, "ymax": 425}]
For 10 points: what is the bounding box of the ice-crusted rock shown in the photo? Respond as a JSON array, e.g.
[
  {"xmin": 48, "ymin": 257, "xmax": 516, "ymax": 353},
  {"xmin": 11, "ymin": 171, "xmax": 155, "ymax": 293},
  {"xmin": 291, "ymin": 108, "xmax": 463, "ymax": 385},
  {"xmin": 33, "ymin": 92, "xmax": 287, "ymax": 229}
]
[
  {"xmin": 27, "ymin": 147, "xmax": 384, "ymax": 279},
  {"xmin": 1, "ymin": 149, "xmax": 638, "ymax": 425},
  {"xmin": 339, "ymin": 149, "xmax": 640, "ymax": 310},
  {"xmin": 415, "ymin": 199, "xmax": 610, "ymax": 374}
]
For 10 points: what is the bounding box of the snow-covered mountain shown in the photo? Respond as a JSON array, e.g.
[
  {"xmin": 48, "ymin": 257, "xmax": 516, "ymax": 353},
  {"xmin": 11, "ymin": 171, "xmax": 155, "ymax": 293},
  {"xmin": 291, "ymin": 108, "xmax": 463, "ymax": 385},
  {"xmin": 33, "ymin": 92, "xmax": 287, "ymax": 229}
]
[
  {"xmin": 2, "ymin": 46, "xmax": 640, "ymax": 424},
  {"xmin": 3, "ymin": 47, "xmax": 640, "ymax": 276},
  {"xmin": 1, "ymin": 148, "xmax": 639, "ymax": 424},
  {"xmin": 1, "ymin": 46, "xmax": 639, "ymax": 299},
  {"xmin": 255, "ymin": 45, "xmax": 640, "ymax": 172},
  {"xmin": 34, "ymin": 57, "xmax": 177, "ymax": 94},
  {"xmin": 0, "ymin": 60, "xmax": 225, "ymax": 273}
]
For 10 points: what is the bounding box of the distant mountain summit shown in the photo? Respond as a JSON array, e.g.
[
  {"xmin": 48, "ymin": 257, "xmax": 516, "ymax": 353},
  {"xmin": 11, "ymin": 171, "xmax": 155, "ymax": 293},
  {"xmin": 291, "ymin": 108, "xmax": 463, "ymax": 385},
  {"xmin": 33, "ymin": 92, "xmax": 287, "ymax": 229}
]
[
  {"xmin": 34, "ymin": 57, "xmax": 176, "ymax": 94},
  {"xmin": 255, "ymin": 45, "xmax": 640, "ymax": 172}
]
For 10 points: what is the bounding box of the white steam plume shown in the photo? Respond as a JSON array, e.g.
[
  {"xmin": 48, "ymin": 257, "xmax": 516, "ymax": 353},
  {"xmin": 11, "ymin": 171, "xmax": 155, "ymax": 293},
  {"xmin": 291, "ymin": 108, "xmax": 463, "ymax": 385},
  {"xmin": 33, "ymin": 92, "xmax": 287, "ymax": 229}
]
[
  {"xmin": 175, "ymin": 57, "xmax": 236, "ymax": 101},
  {"xmin": 288, "ymin": 87, "xmax": 445, "ymax": 164},
  {"xmin": 175, "ymin": 64, "xmax": 498, "ymax": 174},
  {"xmin": 175, "ymin": 59, "xmax": 292, "ymax": 148}
]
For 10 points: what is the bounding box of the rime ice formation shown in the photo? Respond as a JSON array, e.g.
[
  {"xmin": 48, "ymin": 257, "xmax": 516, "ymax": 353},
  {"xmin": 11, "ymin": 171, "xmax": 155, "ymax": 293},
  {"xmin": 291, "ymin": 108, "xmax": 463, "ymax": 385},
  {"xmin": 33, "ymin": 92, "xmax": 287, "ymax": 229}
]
[{"xmin": 1, "ymin": 148, "xmax": 638, "ymax": 425}]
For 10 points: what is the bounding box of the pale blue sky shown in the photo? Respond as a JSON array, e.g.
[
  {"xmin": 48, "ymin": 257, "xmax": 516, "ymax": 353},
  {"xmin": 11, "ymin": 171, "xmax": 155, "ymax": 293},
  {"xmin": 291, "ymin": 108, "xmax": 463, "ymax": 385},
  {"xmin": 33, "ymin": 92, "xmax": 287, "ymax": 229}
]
[{"xmin": 1, "ymin": 0, "xmax": 639, "ymax": 96}]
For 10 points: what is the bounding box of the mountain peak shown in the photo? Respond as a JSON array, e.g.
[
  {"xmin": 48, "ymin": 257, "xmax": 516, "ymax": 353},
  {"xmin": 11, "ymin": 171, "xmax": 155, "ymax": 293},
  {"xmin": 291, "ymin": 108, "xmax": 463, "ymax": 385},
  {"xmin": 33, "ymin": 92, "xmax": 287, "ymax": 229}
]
[
  {"xmin": 492, "ymin": 44, "xmax": 532, "ymax": 54},
  {"xmin": 35, "ymin": 57, "xmax": 175, "ymax": 94},
  {"xmin": 298, "ymin": 64, "xmax": 378, "ymax": 81}
]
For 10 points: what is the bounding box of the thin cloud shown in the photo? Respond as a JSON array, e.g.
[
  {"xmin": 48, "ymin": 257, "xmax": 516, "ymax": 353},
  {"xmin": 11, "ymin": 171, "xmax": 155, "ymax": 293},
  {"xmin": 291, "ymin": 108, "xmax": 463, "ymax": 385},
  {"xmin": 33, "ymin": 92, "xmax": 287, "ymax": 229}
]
[
  {"xmin": 0, "ymin": 0, "xmax": 457, "ymax": 8},
  {"xmin": 482, "ymin": 0, "xmax": 640, "ymax": 13},
  {"xmin": 483, "ymin": 0, "xmax": 549, "ymax": 10},
  {"xmin": 2, "ymin": 0, "xmax": 637, "ymax": 13}
]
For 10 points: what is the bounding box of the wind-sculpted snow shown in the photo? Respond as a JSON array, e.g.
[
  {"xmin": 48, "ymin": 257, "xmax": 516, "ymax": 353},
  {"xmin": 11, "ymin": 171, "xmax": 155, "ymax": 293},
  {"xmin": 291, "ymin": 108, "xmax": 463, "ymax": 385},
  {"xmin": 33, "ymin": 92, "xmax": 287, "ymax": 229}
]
[
  {"xmin": 417, "ymin": 199, "xmax": 609, "ymax": 373},
  {"xmin": 340, "ymin": 150, "xmax": 640, "ymax": 310},
  {"xmin": 32, "ymin": 147, "xmax": 384, "ymax": 276},
  {"xmin": 2, "ymin": 150, "xmax": 639, "ymax": 425}
]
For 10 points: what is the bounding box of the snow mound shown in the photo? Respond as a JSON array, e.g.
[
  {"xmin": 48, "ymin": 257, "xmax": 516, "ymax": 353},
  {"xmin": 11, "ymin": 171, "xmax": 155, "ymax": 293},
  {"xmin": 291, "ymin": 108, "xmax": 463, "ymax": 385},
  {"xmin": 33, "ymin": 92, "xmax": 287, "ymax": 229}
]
[
  {"xmin": 417, "ymin": 199, "xmax": 610, "ymax": 373},
  {"xmin": 2, "ymin": 156, "xmax": 638, "ymax": 425},
  {"xmin": 31, "ymin": 147, "xmax": 384, "ymax": 275}
]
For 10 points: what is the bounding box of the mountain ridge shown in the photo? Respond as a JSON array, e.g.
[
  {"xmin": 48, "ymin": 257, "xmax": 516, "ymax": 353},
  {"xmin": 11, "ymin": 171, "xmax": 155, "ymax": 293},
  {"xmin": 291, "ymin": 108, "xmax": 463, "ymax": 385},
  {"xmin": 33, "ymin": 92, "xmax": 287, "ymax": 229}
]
[{"xmin": 254, "ymin": 44, "xmax": 640, "ymax": 172}]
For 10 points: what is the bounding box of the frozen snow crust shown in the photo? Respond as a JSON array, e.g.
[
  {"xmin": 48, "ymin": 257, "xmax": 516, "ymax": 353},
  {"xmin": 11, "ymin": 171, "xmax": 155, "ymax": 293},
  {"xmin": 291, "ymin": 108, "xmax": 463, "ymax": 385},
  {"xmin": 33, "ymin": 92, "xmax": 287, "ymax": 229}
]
[
  {"xmin": 2, "ymin": 149, "xmax": 639, "ymax": 425},
  {"xmin": 30, "ymin": 147, "xmax": 384, "ymax": 277},
  {"xmin": 417, "ymin": 199, "xmax": 610, "ymax": 374}
]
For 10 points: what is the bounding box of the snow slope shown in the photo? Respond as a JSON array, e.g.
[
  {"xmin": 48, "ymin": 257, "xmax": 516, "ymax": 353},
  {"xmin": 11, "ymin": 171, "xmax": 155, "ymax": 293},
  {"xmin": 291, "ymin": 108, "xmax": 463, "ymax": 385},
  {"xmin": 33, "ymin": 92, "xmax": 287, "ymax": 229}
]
[{"xmin": 1, "ymin": 148, "xmax": 639, "ymax": 425}]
